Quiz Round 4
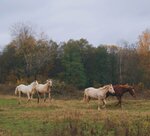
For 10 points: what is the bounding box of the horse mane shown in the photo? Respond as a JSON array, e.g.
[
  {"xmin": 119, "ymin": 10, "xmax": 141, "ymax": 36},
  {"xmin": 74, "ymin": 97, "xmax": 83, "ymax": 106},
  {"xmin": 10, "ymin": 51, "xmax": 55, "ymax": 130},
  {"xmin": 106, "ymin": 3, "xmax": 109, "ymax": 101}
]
[
  {"xmin": 98, "ymin": 85, "xmax": 108, "ymax": 90},
  {"xmin": 113, "ymin": 84, "xmax": 134, "ymax": 96},
  {"xmin": 119, "ymin": 84, "xmax": 129, "ymax": 88}
]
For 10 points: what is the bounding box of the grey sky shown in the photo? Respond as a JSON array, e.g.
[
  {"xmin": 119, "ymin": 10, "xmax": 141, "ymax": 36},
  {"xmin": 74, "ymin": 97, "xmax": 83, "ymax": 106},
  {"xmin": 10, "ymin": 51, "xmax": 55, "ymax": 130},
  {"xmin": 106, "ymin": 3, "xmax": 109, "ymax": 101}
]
[{"xmin": 1, "ymin": 0, "xmax": 150, "ymax": 49}]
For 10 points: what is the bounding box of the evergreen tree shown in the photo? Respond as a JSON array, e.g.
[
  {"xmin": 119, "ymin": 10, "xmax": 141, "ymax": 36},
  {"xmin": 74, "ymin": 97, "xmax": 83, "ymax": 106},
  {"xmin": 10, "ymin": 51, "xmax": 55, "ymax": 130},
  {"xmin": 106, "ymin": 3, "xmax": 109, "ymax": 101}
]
[{"xmin": 62, "ymin": 40, "xmax": 86, "ymax": 88}]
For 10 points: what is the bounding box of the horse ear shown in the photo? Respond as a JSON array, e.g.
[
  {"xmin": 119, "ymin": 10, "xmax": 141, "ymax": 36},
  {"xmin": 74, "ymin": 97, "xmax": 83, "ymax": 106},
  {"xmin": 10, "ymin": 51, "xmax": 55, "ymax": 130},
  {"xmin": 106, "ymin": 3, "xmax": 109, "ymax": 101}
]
[
  {"xmin": 109, "ymin": 84, "xmax": 112, "ymax": 87},
  {"xmin": 104, "ymin": 86, "xmax": 108, "ymax": 89}
]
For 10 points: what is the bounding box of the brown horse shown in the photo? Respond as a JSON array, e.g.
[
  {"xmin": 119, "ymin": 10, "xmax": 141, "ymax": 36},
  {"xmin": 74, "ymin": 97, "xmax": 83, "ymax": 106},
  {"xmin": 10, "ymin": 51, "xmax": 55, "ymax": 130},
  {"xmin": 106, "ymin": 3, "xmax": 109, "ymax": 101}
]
[{"xmin": 106, "ymin": 85, "xmax": 136, "ymax": 107}]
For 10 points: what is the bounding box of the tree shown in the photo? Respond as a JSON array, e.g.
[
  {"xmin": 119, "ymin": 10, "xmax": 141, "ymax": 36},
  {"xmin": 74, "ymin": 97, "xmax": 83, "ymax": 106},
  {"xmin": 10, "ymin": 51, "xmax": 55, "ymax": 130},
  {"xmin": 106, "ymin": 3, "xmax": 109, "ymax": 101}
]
[
  {"xmin": 61, "ymin": 40, "xmax": 87, "ymax": 88},
  {"xmin": 137, "ymin": 29, "xmax": 150, "ymax": 87},
  {"xmin": 10, "ymin": 23, "xmax": 55, "ymax": 80},
  {"xmin": 10, "ymin": 23, "xmax": 37, "ymax": 79},
  {"xmin": 106, "ymin": 45, "xmax": 119, "ymax": 84},
  {"xmin": 0, "ymin": 43, "xmax": 25, "ymax": 83},
  {"xmin": 47, "ymin": 40, "xmax": 62, "ymax": 78},
  {"xmin": 138, "ymin": 29, "xmax": 150, "ymax": 54},
  {"xmin": 94, "ymin": 46, "xmax": 111, "ymax": 84}
]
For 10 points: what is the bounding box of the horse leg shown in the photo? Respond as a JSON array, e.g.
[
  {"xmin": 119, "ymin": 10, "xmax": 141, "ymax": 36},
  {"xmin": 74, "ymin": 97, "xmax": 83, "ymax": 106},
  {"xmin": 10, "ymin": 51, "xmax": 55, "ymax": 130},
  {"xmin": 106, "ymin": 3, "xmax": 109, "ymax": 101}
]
[
  {"xmin": 48, "ymin": 92, "xmax": 51, "ymax": 102},
  {"xmin": 85, "ymin": 95, "xmax": 88, "ymax": 103},
  {"xmin": 115, "ymin": 96, "xmax": 120, "ymax": 106},
  {"xmin": 87, "ymin": 96, "xmax": 91, "ymax": 103},
  {"xmin": 116, "ymin": 96, "xmax": 122, "ymax": 108},
  {"xmin": 37, "ymin": 91, "xmax": 41, "ymax": 103},
  {"xmin": 30, "ymin": 93, "xmax": 34, "ymax": 103},
  {"xmin": 44, "ymin": 93, "xmax": 47, "ymax": 102},
  {"xmin": 85, "ymin": 96, "xmax": 90, "ymax": 103},
  {"xmin": 102, "ymin": 99, "xmax": 106, "ymax": 108},
  {"xmin": 83, "ymin": 94, "xmax": 87, "ymax": 102},
  {"xmin": 27, "ymin": 93, "xmax": 31, "ymax": 103},
  {"xmin": 83, "ymin": 93, "xmax": 86, "ymax": 102},
  {"xmin": 119, "ymin": 97, "xmax": 122, "ymax": 108},
  {"xmin": 98, "ymin": 97, "xmax": 101, "ymax": 111},
  {"xmin": 117, "ymin": 96, "xmax": 122, "ymax": 107},
  {"xmin": 30, "ymin": 94, "xmax": 33, "ymax": 100},
  {"xmin": 18, "ymin": 91, "xmax": 21, "ymax": 104}
]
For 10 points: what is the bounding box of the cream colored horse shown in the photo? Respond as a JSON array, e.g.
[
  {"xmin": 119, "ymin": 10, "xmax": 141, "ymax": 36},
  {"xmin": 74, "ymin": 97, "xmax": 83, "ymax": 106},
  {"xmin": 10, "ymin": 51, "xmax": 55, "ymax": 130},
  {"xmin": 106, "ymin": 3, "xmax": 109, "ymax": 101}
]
[
  {"xmin": 36, "ymin": 79, "xmax": 52, "ymax": 103},
  {"xmin": 15, "ymin": 81, "xmax": 38, "ymax": 104},
  {"xmin": 83, "ymin": 84, "xmax": 115, "ymax": 110}
]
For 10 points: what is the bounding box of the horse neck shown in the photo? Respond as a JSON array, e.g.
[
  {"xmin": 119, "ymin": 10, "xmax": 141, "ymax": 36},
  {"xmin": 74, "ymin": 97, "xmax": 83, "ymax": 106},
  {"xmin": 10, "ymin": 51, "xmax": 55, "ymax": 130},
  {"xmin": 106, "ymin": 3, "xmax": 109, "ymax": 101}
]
[
  {"xmin": 44, "ymin": 82, "xmax": 50, "ymax": 91},
  {"xmin": 99, "ymin": 87, "xmax": 109, "ymax": 95},
  {"xmin": 29, "ymin": 82, "xmax": 35, "ymax": 87},
  {"xmin": 123, "ymin": 88, "xmax": 129, "ymax": 94},
  {"xmin": 119, "ymin": 88, "xmax": 130, "ymax": 96},
  {"xmin": 128, "ymin": 88, "xmax": 134, "ymax": 96}
]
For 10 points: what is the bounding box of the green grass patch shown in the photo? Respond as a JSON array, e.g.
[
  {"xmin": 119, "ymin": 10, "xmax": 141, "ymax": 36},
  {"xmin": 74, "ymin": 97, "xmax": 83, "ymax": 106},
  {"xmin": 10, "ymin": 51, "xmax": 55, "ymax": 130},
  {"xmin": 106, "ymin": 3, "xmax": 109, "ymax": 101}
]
[{"xmin": 0, "ymin": 96, "xmax": 150, "ymax": 136}]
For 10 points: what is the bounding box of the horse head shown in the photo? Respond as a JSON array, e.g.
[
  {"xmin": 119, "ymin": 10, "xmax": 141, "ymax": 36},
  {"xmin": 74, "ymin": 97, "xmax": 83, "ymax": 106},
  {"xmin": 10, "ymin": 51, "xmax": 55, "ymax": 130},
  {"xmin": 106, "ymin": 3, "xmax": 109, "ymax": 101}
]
[
  {"xmin": 35, "ymin": 80, "xmax": 38, "ymax": 85},
  {"xmin": 30, "ymin": 80, "xmax": 38, "ymax": 87},
  {"xmin": 128, "ymin": 87, "xmax": 136, "ymax": 98},
  {"xmin": 30, "ymin": 80, "xmax": 38, "ymax": 94},
  {"xmin": 46, "ymin": 79, "xmax": 52, "ymax": 87},
  {"xmin": 108, "ymin": 84, "xmax": 115, "ymax": 94},
  {"xmin": 33, "ymin": 80, "xmax": 38, "ymax": 87}
]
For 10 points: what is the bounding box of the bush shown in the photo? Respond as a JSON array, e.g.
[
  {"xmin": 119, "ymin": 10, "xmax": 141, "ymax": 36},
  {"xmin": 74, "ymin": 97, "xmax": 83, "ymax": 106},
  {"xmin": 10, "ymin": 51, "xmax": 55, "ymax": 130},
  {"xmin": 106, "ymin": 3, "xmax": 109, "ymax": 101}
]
[
  {"xmin": 0, "ymin": 84, "xmax": 16, "ymax": 95},
  {"xmin": 51, "ymin": 80, "xmax": 82, "ymax": 99},
  {"xmin": 137, "ymin": 82, "xmax": 145, "ymax": 92}
]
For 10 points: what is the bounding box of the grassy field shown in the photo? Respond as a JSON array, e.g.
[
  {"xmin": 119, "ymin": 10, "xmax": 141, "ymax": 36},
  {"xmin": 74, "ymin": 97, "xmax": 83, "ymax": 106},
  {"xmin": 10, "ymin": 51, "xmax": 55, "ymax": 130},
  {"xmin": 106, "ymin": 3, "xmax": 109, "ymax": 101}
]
[{"xmin": 0, "ymin": 95, "xmax": 150, "ymax": 136}]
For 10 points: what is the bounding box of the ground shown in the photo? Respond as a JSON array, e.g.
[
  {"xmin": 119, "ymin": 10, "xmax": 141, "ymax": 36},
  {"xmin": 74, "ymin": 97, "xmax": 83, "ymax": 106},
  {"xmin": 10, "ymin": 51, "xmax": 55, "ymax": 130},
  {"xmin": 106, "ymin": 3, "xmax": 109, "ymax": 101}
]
[{"xmin": 0, "ymin": 95, "xmax": 150, "ymax": 136}]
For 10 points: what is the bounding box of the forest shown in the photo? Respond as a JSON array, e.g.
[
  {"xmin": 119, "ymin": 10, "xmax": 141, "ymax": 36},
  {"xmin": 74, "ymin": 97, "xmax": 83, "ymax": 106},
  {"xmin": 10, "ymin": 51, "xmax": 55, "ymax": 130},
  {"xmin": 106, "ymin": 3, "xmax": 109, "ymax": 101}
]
[{"xmin": 0, "ymin": 23, "xmax": 150, "ymax": 89}]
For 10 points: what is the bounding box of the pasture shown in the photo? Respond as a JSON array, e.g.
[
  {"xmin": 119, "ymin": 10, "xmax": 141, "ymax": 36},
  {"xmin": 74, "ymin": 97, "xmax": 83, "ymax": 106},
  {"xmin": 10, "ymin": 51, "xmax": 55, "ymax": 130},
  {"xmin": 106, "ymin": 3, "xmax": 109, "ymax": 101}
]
[{"xmin": 0, "ymin": 95, "xmax": 150, "ymax": 136}]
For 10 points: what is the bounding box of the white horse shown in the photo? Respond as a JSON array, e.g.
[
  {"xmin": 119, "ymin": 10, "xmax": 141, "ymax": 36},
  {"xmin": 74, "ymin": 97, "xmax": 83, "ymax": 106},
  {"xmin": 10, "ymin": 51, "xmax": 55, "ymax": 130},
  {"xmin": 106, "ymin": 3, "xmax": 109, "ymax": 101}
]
[
  {"xmin": 83, "ymin": 84, "xmax": 115, "ymax": 110},
  {"xmin": 35, "ymin": 79, "xmax": 52, "ymax": 103},
  {"xmin": 15, "ymin": 80, "xmax": 38, "ymax": 104}
]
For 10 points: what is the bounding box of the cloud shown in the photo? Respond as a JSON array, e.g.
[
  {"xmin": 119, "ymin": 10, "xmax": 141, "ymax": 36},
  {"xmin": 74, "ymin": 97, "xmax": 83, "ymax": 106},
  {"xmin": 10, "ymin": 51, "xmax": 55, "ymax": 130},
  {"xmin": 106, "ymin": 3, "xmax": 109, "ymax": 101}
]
[{"xmin": 0, "ymin": 0, "xmax": 150, "ymax": 48}]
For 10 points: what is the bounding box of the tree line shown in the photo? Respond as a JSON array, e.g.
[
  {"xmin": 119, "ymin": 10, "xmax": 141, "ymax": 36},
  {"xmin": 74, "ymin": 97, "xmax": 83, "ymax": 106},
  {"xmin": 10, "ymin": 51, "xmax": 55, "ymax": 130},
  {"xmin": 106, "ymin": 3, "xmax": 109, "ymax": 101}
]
[{"xmin": 0, "ymin": 24, "xmax": 150, "ymax": 89}]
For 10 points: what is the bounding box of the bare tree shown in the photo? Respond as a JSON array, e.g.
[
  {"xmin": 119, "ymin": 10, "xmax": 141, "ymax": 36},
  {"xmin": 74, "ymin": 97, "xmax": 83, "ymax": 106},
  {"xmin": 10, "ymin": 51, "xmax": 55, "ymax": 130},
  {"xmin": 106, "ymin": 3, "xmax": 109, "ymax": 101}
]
[{"xmin": 10, "ymin": 23, "xmax": 37, "ymax": 79}]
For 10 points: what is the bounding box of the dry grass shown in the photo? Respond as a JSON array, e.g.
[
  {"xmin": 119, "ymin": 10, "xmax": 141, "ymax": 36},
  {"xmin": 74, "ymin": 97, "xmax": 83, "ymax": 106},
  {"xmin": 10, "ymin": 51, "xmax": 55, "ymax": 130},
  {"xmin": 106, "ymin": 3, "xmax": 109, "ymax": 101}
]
[{"xmin": 0, "ymin": 95, "xmax": 150, "ymax": 136}]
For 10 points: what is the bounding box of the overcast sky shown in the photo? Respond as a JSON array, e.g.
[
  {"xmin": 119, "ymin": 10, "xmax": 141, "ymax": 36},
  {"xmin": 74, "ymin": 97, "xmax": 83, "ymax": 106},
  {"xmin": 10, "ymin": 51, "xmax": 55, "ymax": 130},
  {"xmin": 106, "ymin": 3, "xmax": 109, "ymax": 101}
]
[{"xmin": 1, "ymin": 0, "xmax": 150, "ymax": 49}]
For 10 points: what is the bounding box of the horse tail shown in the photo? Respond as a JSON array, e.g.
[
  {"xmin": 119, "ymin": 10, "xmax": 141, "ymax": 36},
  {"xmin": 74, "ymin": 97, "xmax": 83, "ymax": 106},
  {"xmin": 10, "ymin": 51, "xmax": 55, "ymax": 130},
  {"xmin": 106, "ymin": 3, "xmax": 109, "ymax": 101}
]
[
  {"xmin": 15, "ymin": 87, "xmax": 18, "ymax": 95},
  {"xmin": 83, "ymin": 89, "xmax": 88, "ymax": 102},
  {"xmin": 83, "ymin": 92, "xmax": 86, "ymax": 102}
]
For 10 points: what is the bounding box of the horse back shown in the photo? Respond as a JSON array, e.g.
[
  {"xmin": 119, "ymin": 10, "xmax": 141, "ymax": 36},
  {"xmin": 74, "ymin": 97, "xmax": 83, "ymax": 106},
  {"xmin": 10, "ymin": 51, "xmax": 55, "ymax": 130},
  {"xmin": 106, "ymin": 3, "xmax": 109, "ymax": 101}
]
[
  {"xmin": 84, "ymin": 87, "xmax": 104, "ymax": 99},
  {"xmin": 36, "ymin": 84, "xmax": 49, "ymax": 93},
  {"xmin": 113, "ymin": 85, "xmax": 130, "ymax": 96}
]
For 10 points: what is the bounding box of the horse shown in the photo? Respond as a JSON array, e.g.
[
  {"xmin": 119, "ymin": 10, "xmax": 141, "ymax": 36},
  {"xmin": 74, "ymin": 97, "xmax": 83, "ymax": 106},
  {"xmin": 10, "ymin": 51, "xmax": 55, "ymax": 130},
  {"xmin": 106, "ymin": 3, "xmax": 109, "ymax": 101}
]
[
  {"xmin": 83, "ymin": 84, "xmax": 115, "ymax": 110},
  {"xmin": 35, "ymin": 79, "xmax": 52, "ymax": 103},
  {"xmin": 15, "ymin": 80, "xmax": 38, "ymax": 104},
  {"xmin": 106, "ymin": 84, "xmax": 136, "ymax": 107}
]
